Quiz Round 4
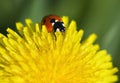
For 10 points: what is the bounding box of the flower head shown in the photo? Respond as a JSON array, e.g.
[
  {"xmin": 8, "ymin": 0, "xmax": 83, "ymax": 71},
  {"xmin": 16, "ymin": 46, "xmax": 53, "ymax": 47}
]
[{"xmin": 0, "ymin": 16, "xmax": 118, "ymax": 83}]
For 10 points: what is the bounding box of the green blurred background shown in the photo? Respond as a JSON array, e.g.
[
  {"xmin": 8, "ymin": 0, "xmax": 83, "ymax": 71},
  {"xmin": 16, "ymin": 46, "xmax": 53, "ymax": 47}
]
[{"xmin": 0, "ymin": 0, "xmax": 120, "ymax": 82}]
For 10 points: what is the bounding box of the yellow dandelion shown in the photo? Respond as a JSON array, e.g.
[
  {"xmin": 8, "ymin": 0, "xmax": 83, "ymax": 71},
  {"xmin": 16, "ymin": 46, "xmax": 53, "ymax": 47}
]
[{"xmin": 0, "ymin": 16, "xmax": 118, "ymax": 83}]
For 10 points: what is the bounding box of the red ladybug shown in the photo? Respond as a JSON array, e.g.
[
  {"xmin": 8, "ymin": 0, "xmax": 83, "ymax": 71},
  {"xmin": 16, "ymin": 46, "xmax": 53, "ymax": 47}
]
[{"xmin": 41, "ymin": 15, "xmax": 65, "ymax": 32}]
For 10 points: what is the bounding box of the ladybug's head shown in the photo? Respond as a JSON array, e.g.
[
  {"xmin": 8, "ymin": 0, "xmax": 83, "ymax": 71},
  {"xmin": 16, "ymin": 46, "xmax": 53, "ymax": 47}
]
[{"xmin": 41, "ymin": 15, "xmax": 65, "ymax": 32}]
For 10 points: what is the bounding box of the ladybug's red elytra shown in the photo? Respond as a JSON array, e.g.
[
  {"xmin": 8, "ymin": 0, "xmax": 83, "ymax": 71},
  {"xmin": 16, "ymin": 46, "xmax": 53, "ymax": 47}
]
[{"xmin": 41, "ymin": 15, "xmax": 65, "ymax": 32}]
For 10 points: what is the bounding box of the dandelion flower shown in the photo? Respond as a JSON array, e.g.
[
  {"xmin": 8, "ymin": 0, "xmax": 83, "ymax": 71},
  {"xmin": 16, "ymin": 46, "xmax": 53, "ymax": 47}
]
[{"xmin": 0, "ymin": 16, "xmax": 118, "ymax": 83}]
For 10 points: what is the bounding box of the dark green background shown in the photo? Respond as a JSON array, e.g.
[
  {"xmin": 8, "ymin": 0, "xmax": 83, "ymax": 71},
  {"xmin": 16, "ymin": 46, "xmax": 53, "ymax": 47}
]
[{"xmin": 0, "ymin": 0, "xmax": 120, "ymax": 82}]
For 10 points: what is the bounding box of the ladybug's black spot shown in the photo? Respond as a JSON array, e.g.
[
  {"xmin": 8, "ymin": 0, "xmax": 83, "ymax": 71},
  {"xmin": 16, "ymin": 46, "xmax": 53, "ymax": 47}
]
[
  {"xmin": 53, "ymin": 22, "xmax": 65, "ymax": 32},
  {"xmin": 50, "ymin": 19, "xmax": 55, "ymax": 23}
]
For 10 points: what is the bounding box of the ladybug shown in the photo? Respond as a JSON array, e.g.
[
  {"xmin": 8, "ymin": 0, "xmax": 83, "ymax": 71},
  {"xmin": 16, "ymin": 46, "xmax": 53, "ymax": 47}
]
[{"xmin": 41, "ymin": 15, "xmax": 65, "ymax": 32}]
